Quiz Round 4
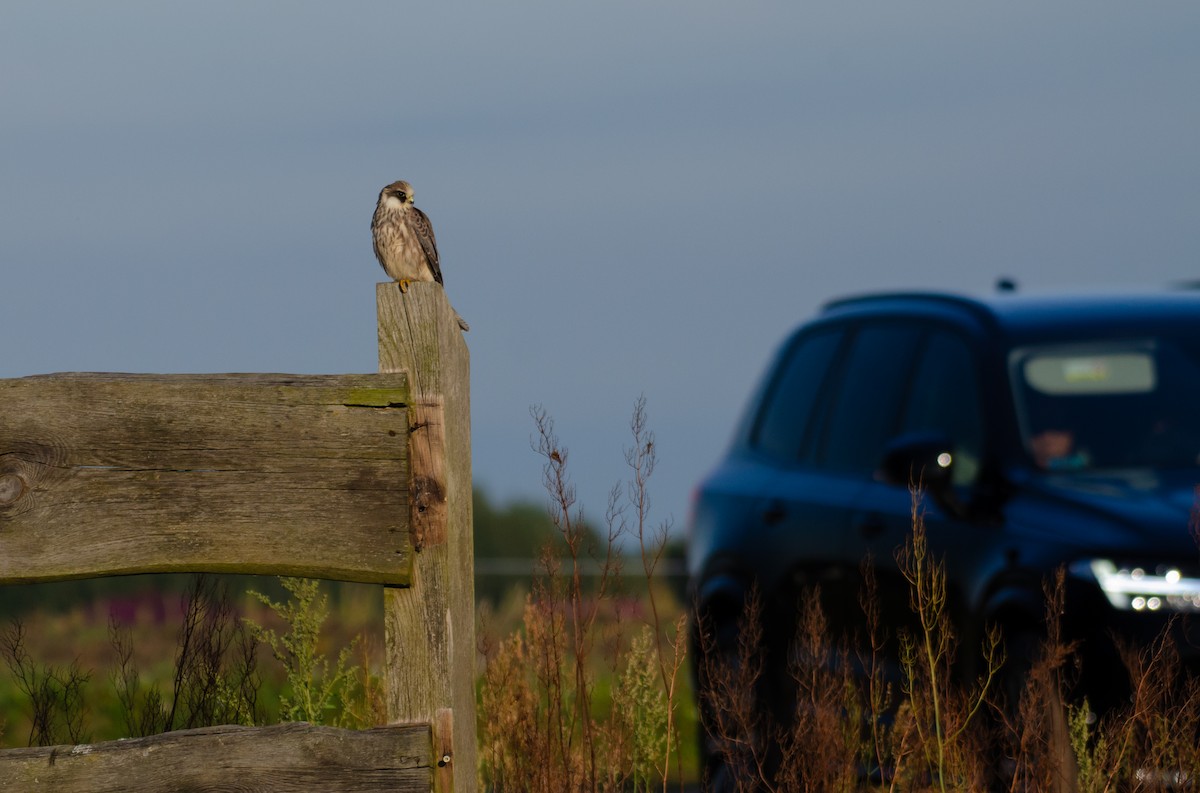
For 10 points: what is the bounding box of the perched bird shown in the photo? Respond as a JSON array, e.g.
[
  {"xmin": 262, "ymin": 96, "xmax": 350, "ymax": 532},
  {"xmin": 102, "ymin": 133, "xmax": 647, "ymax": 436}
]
[{"xmin": 372, "ymin": 180, "xmax": 469, "ymax": 331}]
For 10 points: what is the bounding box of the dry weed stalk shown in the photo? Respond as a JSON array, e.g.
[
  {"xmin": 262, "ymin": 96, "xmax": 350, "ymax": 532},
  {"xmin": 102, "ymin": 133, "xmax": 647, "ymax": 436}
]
[
  {"xmin": 111, "ymin": 574, "xmax": 260, "ymax": 736},
  {"xmin": 696, "ymin": 585, "xmax": 868, "ymax": 792},
  {"xmin": 695, "ymin": 584, "xmax": 774, "ymax": 792},
  {"xmin": 697, "ymin": 488, "xmax": 1004, "ymax": 792},
  {"xmin": 1, "ymin": 618, "xmax": 90, "ymax": 746},
  {"xmin": 1000, "ymin": 568, "xmax": 1078, "ymax": 793},
  {"xmin": 477, "ymin": 401, "xmax": 686, "ymax": 792},
  {"xmin": 893, "ymin": 492, "xmax": 1000, "ymax": 792},
  {"xmin": 626, "ymin": 396, "xmax": 688, "ymax": 789},
  {"xmin": 780, "ymin": 588, "xmax": 862, "ymax": 792},
  {"xmin": 1069, "ymin": 623, "xmax": 1200, "ymax": 791},
  {"xmin": 1061, "ymin": 488, "xmax": 1200, "ymax": 791}
]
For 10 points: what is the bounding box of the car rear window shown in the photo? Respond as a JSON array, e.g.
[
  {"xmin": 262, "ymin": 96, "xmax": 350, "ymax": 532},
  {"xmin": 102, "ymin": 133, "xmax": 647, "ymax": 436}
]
[{"xmin": 751, "ymin": 327, "xmax": 843, "ymax": 462}]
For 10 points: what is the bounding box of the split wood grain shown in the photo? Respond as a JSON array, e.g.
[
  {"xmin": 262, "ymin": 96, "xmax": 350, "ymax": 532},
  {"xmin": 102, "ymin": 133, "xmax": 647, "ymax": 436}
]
[
  {"xmin": 0, "ymin": 373, "xmax": 414, "ymax": 585},
  {"xmin": 0, "ymin": 722, "xmax": 432, "ymax": 792}
]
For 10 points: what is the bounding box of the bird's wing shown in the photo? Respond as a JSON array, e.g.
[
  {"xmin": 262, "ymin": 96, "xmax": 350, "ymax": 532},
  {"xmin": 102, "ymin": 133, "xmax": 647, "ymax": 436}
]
[
  {"xmin": 412, "ymin": 206, "xmax": 444, "ymax": 285},
  {"xmin": 370, "ymin": 215, "xmax": 387, "ymax": 269}
]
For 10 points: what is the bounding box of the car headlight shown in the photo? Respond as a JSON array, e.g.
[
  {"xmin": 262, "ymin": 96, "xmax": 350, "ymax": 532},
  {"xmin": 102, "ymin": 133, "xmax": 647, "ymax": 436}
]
[{"xmin": 1073, "ymin": 559, "xmax": 1200, "ymax": 612}]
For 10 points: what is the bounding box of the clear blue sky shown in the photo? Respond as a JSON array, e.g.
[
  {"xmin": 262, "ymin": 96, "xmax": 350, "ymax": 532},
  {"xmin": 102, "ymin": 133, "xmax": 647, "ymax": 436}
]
[{"xmin": 3, "ymin": 2, "xmax": 1198, "ymax": 536}]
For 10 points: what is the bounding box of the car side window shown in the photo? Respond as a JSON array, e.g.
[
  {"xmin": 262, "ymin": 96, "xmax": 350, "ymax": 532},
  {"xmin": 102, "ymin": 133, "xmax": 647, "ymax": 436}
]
[
  {"xmin": 817, "ymin": 324, "xmax": 923, "ymax": 474},
  {"xmin": 751, "ymin": 327, "xmax": 843, "ymax": 462},
  {"xmin": 899, "ymin": 331, "xmax": 985, "ymax": 486}
]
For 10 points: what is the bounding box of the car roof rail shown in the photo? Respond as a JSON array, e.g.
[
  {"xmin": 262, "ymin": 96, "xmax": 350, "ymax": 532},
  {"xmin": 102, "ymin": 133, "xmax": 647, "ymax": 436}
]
[
  {"xmin": 818, "ymin": 291, "xmax": 1011, "ymax": 335},
  {"xmin": 821, "ymin": 290, "xmax": 997, "ymax": 321}
]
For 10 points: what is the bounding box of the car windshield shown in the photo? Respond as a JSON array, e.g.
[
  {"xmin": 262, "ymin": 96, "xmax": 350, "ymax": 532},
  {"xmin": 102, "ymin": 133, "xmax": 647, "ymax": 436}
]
[{"xmin": 1010, "ymin": 337, "xmax": 1200, "ymax": 472}]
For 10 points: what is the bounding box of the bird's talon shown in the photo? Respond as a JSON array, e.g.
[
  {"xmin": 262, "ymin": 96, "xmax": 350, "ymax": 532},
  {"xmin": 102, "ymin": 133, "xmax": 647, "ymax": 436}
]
[{"xmin": 399, "ymin": 279, "xmax": 410, "ymax": 293}]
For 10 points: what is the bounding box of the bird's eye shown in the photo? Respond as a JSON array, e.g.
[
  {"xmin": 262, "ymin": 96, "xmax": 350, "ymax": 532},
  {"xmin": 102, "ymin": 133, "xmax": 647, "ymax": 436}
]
[{"xmin": 396, "ymin": 193, "xmax": 407, "ymax": 201}]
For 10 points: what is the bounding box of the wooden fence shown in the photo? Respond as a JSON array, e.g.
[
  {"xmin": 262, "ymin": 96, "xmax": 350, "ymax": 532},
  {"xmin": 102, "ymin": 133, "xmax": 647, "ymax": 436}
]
[{"xmin": 0, "ymin": 283, "xmax": 477, "ymax": 792}]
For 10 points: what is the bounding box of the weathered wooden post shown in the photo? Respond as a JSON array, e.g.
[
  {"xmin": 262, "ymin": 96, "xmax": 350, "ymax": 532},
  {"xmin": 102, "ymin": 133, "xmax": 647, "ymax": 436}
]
[{"xmin": 377, "ymin": 281, "xmax": 477, "ymax": 793}]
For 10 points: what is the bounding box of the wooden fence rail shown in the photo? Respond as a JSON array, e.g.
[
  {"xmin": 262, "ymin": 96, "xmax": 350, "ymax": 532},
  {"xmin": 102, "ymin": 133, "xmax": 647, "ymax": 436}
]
[
  {"xmin": 0, "ymin": 723, "xmax": 432, "ymax": 792},
  {"xmin": 0, "ymin": 282, "xmax": 476, "ymax": 793}
]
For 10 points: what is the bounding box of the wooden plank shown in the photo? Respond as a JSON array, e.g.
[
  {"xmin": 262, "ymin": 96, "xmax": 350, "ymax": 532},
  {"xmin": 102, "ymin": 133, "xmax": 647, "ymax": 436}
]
[
  {"xmin": 0, "ymin": 722, "xmax": 432, "ymax": 792},
  {"xmin": 0, "ymin": 373, "xmax": 414, "ymax": 586},
  {"xmin": 377, "ymin": 282, "xmax": 478, "ymax": 793}
]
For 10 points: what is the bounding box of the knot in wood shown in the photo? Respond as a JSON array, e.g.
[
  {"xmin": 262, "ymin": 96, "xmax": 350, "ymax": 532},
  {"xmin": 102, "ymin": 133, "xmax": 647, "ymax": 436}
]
[{"xmin": 0, "ymin": 473, "xmax": 27, "ymax": 506}]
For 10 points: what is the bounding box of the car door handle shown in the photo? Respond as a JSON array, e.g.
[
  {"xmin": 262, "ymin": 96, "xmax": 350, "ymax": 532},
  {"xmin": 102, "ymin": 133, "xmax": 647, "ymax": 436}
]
[
  {"xmin": 761, "ymin": 500, "xmax": 786, "ymax": 526},
  {"xmin": 856, "ymin": 512, "xmax": 886, "ymax": 539}
]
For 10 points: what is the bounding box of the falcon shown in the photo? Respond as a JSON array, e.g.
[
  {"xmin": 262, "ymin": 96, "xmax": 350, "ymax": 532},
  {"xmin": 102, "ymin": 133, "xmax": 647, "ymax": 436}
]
[{"xmin": 371, "ymin": 180, "xmax": 469, "ymax": 331}]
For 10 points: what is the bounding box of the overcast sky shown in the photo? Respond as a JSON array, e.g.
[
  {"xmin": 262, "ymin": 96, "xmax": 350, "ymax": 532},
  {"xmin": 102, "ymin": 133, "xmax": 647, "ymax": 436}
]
[{"xmin": 3, "ymin": 2, "xmax": 1198, "ymax": 539}]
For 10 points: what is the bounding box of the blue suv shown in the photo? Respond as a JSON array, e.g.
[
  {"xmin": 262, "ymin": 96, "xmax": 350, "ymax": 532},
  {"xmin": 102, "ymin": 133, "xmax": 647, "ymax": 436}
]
[{"xmin": 687, "ymin": 289, "xmax": 1200, "ymax": 762}]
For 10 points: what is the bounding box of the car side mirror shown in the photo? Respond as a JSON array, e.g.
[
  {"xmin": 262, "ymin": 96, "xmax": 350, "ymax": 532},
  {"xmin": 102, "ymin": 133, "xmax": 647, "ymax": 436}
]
[{"xmin": 879, "ymin": 432, "xmax": 956, "ymax": 497}]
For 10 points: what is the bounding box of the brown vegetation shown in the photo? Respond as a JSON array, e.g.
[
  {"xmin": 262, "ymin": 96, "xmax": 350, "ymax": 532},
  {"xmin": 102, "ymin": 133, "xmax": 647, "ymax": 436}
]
[
  {"xmin": 3, "ymin": 401, "xmax": 1199, "ymax": 792},
  {"xmin": 476, "ymin": 400, "xmax": 688, "ymax": 792},
  {"xmin": 477, "ymin": 405, "xmax": 1200, "ymax": 791}
]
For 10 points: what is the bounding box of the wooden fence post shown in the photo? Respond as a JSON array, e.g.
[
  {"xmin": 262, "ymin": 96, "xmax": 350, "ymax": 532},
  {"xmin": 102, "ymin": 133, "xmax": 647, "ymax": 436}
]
[{"xmin": 377, "ymin": 282, "xmax": 477, "ymax": 793}]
